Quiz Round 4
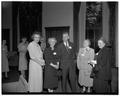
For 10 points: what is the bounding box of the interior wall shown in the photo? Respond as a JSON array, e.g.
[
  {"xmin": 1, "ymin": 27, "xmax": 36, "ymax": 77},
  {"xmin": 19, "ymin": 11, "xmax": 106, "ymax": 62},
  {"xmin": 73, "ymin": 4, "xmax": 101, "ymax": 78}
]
[{"xmin": 42, "ymin": 2, "xmax": 73, "ymax": 42}]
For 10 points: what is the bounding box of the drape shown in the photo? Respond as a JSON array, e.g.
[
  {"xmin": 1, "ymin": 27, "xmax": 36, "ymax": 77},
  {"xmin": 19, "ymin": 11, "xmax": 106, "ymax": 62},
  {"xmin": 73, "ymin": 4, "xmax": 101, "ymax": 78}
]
[
  {"xmin": 78, "ymin": 2, "xmax": 86, "ymax": 49},
  {"xmin": 102, "ymin": 2, "xmax": 110, "ymax": 41}
]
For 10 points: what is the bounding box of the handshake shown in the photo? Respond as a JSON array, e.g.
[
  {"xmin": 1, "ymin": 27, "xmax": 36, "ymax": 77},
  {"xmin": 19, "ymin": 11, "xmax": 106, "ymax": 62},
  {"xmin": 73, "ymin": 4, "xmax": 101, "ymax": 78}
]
[{"xmin": 88, "ymin": 60, "xmax": 97, "ymax": 67}]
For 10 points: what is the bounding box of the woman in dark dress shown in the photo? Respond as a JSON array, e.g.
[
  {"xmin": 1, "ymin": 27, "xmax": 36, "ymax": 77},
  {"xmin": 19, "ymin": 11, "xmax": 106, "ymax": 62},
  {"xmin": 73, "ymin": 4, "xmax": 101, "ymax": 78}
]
[
  {"xmin": 90, "ymin": 37, "xmax": 112, "ymax": 93},
  {"xmin": 44, "ymin": 37, "xmax": 59, "ymax": 92}
]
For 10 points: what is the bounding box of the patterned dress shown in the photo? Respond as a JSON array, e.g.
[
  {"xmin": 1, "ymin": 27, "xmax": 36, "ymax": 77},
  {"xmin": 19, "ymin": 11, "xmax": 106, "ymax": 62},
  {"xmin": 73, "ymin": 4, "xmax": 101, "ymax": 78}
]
[{"xmin": 77, "ymin": 47, "xmax": 95, "ymax": 87}]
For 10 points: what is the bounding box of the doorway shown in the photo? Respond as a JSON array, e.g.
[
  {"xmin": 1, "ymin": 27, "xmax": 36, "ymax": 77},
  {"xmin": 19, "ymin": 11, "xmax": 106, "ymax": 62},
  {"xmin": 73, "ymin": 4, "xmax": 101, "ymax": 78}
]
[
  {"xmin": 2, "ymin": 29, "xmax": 10, "ymax": 51},
  {"xmin": 45, "ymin": 26, "xmax": 70, "ymax": 47}
]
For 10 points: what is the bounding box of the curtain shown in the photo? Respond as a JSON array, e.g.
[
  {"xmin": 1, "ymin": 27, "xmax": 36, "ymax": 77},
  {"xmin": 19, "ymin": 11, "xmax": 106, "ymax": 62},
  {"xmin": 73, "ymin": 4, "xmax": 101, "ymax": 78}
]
[
  {"xmin": 102, "ymin": 2, "xmax": 110, "ymax": 41},
  {"xmin": 78, "ymin": 2, "xmax": 86, "ymax": 49}
]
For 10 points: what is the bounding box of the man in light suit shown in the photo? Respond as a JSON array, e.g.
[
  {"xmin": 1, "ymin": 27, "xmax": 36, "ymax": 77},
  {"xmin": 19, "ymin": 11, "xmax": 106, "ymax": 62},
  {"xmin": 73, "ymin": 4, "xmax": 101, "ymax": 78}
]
[{"xmin": 57, "ymin": 32, "xmax": 76, "ymax": 92}]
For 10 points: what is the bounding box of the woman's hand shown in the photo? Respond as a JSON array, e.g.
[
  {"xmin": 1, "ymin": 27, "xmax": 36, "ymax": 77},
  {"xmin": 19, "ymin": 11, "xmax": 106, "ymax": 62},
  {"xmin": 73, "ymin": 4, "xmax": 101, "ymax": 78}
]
[
  {"xmin": 88, "ymin": 60, "xmax": 97, "ymax": 67},
  {"xmin": 40, "ymin": 60, "xmax": 45, "ymax": 66},
  {"xmin": 50, "ymin": 62, "xmax": 59, "ymax": 69}
]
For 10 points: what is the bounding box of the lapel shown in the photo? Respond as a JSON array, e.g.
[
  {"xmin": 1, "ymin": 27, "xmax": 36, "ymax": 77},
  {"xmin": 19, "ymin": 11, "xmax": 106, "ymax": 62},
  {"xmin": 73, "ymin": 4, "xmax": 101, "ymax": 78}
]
[
  {"xmin": 97, "ymin": 46, "xmax": 106, "ymax": 60},
  {"xmin": 98, "ymin": 47, "xmax": 105, "ymax": 55},
  {"xmin": 62, "ymin": 42, "xmax": 70, "ymax": 54}
]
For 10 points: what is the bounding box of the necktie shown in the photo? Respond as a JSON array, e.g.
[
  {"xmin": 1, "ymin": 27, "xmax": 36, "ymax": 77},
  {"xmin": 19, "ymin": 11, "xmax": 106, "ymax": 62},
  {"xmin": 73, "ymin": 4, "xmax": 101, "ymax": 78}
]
[
  {"xmin": 66, "ymin": 41, "xmax": 69, "ymax": 47},
  {"xmin": 65, "ymin": 42, "xmax": 67, "ymax": 47},
  {"xmin": 64, "ymin": 42, "xmax": 67, "ymax": 47},
  {"xmin": 65, "ymin": 42, "xmax": 69, "ymax": 53}
]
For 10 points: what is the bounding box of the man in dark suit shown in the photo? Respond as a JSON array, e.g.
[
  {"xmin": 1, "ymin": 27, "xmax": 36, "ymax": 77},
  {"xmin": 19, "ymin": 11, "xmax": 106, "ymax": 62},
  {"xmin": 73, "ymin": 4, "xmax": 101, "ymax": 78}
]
[{"xmin": 57, "ymin": 32, "xmax": 76, "ymax": 92}]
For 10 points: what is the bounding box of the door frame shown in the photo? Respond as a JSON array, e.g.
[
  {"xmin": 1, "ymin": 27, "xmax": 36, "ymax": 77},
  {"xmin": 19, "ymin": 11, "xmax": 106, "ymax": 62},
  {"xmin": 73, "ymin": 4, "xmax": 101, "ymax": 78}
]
[{"xmin": 45, "ymin": 26, "xmax": 70, "ymax": 47}]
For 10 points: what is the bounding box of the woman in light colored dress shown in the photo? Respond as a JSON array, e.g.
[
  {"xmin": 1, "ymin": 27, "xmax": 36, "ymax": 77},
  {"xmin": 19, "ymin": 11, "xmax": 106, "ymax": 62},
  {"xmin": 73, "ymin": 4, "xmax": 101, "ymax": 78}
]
[
  {"xmin": 77, "ymin": 39, "xmax": 95, "ymax": 93},
  {"xmin": 18, "ymin": 37, "xmax": 28, "ymax": 78},
  {"xmin": 2, "ymin": 40, "xmax": 9, "ymax": 78},
  {"xmin": 27, "ymin": 32, "xmax": 45, "ymax": 92}
]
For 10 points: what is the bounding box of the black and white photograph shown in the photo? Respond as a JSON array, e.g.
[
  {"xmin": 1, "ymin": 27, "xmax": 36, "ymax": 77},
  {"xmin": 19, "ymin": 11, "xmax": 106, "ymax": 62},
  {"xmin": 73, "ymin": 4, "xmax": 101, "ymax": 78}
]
[{"xmin": 1, "ymin": 1, "xmax": 119, "ymax": 95}]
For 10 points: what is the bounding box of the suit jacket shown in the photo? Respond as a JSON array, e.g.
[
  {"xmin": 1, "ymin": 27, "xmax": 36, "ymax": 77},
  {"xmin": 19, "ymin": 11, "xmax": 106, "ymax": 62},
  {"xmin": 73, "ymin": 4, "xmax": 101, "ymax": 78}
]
[
  {"xmin": 94, "ymin": 46, "xmax": 112, "ymax": 81},
  {"xmin": 57, "ymin": 41, "xmax": 76, "ymax": 69}
]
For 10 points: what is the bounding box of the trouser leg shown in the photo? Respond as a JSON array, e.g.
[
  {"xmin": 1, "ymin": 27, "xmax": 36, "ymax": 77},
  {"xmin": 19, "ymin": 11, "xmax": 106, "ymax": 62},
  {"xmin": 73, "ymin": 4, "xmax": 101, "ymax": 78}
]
[
  {"xmin": 62, "ymin": 67, "xmax": 69, "ymax": 92},
  {"xmin": 69, "ymin": 65, "xmax": 76, "ymax": 92}
]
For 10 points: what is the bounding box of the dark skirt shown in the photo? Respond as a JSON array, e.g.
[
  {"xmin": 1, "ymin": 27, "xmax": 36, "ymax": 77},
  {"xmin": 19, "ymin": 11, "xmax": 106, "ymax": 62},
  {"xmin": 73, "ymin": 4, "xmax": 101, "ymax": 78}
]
[
  {"xmin": 44, "ymin": 65, "xmax": 58, "ymax": 89},
  {"xmin": 93, "ymin": 78, "xmax": 111, "ymax": 93}
]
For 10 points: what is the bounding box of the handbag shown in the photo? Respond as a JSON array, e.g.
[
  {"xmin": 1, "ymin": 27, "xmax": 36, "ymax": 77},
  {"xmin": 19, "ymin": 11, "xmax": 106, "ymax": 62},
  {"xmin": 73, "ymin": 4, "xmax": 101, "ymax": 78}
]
[{"xmin": 90, "ymin": 67, "xmax": 98, "ymax": 78}]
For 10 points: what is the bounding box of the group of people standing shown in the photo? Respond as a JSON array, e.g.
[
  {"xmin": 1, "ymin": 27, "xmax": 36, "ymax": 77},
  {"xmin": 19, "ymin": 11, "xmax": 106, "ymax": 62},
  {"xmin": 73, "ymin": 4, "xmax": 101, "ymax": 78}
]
[
  {"xmin": 27, "ymin": 32, "xmax": 77, "ymax": 92},
  {"xmin": 2, "ymin": 31, "xmax": 112, "ymax": 94},
  {"xmin": 77, "ymin": 38, "xmax": 112, "ymax": 93},
  {"xmin": 26, "ymin": 31, "xmax": 112, "ymax": 93}
]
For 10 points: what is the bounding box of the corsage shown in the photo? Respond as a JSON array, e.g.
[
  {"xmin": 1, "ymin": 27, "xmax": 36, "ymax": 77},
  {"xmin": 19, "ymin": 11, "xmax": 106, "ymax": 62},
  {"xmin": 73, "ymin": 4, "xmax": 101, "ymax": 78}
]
[{"xmin": 53, "ymin": 52, "xmax": 57, "ymax": 55}]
